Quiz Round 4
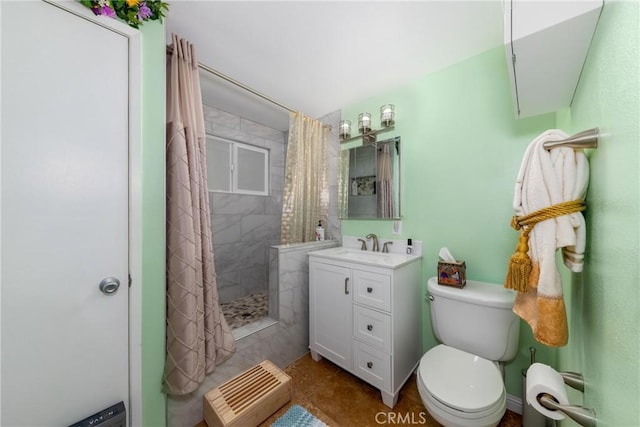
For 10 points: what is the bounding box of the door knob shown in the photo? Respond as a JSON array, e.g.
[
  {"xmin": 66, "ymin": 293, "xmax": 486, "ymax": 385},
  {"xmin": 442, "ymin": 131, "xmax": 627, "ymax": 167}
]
[{"xmin": 99, "ymin": 277, "xmax": 120, "ymax": 295}]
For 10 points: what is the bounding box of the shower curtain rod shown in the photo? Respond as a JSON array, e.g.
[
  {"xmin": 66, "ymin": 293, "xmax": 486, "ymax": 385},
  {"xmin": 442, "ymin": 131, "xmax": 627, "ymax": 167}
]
[{"xmin": 166, "ymin": 45, "xmax": 331, "ymax": 130}]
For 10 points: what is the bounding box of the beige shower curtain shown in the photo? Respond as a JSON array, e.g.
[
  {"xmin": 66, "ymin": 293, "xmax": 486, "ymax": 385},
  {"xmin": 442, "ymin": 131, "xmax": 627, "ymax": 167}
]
[
  {"xmin": 281, "ymin": 112, "xmax": 329, "ymax": 243},
  {"xmin": 164, "ymin": 34, "xmax": 235, "ymax": 396}
]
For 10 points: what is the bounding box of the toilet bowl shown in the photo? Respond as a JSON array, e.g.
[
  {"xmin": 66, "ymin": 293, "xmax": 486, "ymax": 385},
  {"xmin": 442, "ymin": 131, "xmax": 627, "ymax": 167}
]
[
  {"xmin": 418, "ymin": 278, "xmax": 520, "ymax": 427},
  {"xmin": 417, "ymin": 345, "xmax": 506, "ymax": 427}
]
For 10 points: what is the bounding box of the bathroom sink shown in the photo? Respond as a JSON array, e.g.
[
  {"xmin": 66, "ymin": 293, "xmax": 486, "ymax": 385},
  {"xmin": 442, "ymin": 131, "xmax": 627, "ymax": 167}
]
[{"xmin": 308, "ymin": 247, "xmax": 421, "ymax": 269}]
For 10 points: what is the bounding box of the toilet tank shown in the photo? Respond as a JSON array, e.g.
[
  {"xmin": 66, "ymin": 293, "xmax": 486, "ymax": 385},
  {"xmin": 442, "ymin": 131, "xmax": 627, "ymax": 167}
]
[{"xmin": 427, "ymin": 277, "xmax": 520, "ymax": 361}]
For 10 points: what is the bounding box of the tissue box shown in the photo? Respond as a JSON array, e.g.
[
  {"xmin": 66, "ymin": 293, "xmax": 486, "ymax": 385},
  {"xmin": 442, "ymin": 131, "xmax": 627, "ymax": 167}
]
[{"xmin": 437, "ymin": 261, "xmax": 466, "ymax": 288}]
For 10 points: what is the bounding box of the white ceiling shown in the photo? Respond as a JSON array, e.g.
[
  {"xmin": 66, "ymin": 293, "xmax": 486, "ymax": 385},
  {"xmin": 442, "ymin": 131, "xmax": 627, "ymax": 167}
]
[{"xmin": 166, "ymin": 1, "xmax": 506, "ymax": 131}]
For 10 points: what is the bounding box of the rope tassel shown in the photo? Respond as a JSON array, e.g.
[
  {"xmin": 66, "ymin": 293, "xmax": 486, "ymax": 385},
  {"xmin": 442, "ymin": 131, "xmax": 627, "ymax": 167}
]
[
  {"xmin": 504, "ymin": 228, "xmax": 532, "ymax": 292},
  {"xmin": 503, "ymin": 199, "xmax": 585, "ymax": 292}
]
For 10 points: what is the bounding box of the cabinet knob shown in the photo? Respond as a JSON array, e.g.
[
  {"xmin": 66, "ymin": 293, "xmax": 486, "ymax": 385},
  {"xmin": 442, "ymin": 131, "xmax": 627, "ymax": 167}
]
[
  {"xmin": 367, "ymin": 287, "xmax": 373, "ymax": 293},
  {"xmin": 367, "ymin": 324, "xmax": 373, "ymax": 331},
  {"xmin": 367, "ymin": 361, "xmax": 373, "ymax": 369},
  {"xmin": 345, "ymin": 277, "xmax": 350, "ymax": 295}
]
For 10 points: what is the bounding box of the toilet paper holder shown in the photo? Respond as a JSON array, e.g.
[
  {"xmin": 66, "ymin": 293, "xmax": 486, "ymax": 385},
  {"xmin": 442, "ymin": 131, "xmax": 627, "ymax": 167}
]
[{"xmin": 536, "ymin": 371, "xmax": 596, "ymax": 427}]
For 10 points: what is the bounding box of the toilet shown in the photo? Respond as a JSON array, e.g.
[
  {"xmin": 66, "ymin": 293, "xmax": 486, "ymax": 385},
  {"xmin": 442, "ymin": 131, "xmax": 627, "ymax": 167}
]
[{"xmin": 417, "ymin": 277, "xmax": 520, "ymax": 427}]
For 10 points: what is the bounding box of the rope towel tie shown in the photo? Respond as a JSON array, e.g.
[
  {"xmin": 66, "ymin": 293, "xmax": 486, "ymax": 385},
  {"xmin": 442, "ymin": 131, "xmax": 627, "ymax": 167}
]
[{"xmin": 504, "ymin": 199, "xmax": 586, "ymax": 292}]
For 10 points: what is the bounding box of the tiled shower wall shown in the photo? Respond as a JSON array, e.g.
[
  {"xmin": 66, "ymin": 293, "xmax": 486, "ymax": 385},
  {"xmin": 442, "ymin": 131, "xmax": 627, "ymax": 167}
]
[{"xmin": 203, "ymin": 104, "xmax": 286, "ymax": 304}]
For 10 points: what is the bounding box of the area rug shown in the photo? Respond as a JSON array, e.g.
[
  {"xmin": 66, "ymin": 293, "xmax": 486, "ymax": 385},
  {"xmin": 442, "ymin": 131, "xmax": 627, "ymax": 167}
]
[{"xmin": 271, "ymin": 404, "xmax": 327, "ymax": 427}]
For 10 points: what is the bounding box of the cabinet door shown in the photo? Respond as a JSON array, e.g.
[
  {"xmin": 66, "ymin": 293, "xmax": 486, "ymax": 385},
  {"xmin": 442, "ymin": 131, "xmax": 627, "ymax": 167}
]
[{"xmin": 309, "ymin": 261, "xmax": 352, "ymax": 370}]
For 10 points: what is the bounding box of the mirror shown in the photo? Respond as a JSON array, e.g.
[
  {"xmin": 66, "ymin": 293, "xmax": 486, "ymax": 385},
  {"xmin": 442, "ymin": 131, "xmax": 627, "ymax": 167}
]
[{"xmin": 338, "ymin": 136, "xmax": 401, "ymax": 219}]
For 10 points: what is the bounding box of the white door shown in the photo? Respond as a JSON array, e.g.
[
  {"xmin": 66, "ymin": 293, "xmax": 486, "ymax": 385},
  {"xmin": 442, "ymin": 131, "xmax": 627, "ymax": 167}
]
[{"xmin": 1, "ymin": 2, "xmax": 130, "ymax": 425}]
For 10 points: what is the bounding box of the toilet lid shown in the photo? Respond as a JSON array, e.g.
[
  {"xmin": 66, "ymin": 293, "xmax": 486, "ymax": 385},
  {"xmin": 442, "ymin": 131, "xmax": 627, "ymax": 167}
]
[{"xmin": 418, "ymin": 345, "xmax": 504, "ymax": 413}]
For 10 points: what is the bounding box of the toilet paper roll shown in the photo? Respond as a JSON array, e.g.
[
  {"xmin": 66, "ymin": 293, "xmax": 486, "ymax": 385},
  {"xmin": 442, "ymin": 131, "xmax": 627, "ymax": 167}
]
[{"xmin": 526, "ymin": 363, "xmax": 569, "ymax": 420}]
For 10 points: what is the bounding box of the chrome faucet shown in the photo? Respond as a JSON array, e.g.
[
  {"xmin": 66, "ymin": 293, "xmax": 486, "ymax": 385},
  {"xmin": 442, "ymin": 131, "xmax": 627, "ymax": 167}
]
[
  {"xmin": 366, "ymin": 233, "xmax": 379, "ymax": 252},
  {"xmin": 382, "ymin": 241, "xmax": 393, "ymax": 253},
  {"xmin": 357, "ymin": 238, "xmax": 367, "ymax": 251}
]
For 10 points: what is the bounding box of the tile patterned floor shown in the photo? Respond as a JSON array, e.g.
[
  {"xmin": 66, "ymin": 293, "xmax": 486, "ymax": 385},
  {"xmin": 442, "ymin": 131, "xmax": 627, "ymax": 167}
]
[
  {"xmin": 220, "ymin": 292, "xmax": 268, "ymax": 330},
  {"xmin": 197, "ymin": 352, "xmax": 523, "ymax": 427}
]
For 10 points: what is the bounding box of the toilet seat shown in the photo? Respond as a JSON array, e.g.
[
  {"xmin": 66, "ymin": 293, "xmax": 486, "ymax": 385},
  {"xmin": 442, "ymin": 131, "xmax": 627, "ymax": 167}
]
[{"xmin": 418, "ymin": 345, "xmax": 505, "ymax": 413}]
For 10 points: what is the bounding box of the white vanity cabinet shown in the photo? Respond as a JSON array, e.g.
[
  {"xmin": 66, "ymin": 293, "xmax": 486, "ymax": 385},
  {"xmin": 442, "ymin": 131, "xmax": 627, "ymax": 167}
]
[{"xmin": 308, "ymin": 249, "xmax": 422, "ymax": 408}]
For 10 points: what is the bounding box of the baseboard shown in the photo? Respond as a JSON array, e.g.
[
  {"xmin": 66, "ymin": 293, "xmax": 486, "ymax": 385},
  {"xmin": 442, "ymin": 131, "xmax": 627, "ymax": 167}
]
[{"xmin": 506, "ymin": 393, "xmax": 523, "ymax": 415}]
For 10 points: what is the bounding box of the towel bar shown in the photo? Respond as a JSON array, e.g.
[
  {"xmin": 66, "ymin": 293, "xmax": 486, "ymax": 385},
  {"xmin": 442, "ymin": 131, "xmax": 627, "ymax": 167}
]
[
  {"xmin": 560, "ymin": 371, "xmax": 585, "ymax": 392},
  {"xmin": 543, "ymin": 128, "xmax": 599, "ymax": 150}
]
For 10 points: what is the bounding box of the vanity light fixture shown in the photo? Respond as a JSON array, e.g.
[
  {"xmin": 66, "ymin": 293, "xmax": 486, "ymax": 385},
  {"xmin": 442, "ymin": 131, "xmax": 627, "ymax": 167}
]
[
  {"xmin": 358, "ymin": 113, "xmax": 372, "ymax": 133},
  {"xmin": 340, "ymin": 104, "xmax": 396, "ymax": 144},
  {"xmin": 339, "ymin": 120, "xmax": 351, "ymax": 139}
]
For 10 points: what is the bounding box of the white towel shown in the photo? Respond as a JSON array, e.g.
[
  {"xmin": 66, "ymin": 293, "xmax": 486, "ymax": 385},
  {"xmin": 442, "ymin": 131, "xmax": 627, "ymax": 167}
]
[{"xmin": 512, "ymin": 130, "xmax": 589, "ymax": 347}]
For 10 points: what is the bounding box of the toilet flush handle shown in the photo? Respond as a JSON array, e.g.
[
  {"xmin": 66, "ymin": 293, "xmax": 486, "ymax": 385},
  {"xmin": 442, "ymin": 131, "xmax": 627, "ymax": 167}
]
[{"xmin": 429, "ymin": 295, "xmax": 434, "ymax": 302}]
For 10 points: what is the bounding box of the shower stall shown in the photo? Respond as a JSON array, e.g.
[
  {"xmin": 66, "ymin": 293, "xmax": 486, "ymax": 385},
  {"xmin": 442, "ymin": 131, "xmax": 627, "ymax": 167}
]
[{"xmin": 203, "ymin": 103, "xmax": 286, "ymax": 331}]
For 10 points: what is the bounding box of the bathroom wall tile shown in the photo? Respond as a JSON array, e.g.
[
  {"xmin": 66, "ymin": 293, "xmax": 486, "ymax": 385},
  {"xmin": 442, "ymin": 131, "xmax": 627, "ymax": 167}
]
[
  {"xmin": 264, "ymin": 139, "xmax": 286, "ymax": 167},
  {"xmin": 207, "ymin": 122, "xmax": 244, "ymax": 141},
  {"xmin": 265, "ymin": 191, "xmax": 283, "ymax": 216},
  {"xmin": 166, "ymin": 392, "xmax": 203, "ymax": 427},
  {"xmin": 241, "ymin": 266, "xmax": 269, "ymax": 295},
  {"xmin": 217, "ymin": 281, "xmax": 245, "ymax": 304},
  {"xmin": 210, "ymin": 193, "xmax": 265, "ymax": 215},
  {"xmin": 216, "ymin": 270, "xmax": 239, "ymax": 290},
  {"xmin": 268, "ymin": 248, "xmax": 279, "ymax": 318},
  {"xmin": 279, "ymin": 253, "xmax": 310, "ymax": 292},
  {"xmin": 291, "ymin": 285, "xmax": 307, "ymax": 323},
  {"xmin": 278, "ymin": 288, "xmax": 294, "ymax": 327},
  {"xmin": 240, "ymin": 117, "xmax": 285, "ymax": 142},
  {"xmin": 327, "ymin": 214, "xmax": 341, "ymax": 243},
  {"xmin": 241, "ymin": 214, "xmax": 281, "ymax": 243},
  {"xmin": 254, "ymin": 322, "xmax": 281, "ymax": 342},
  {"xmin": 270, "ymin": 168, "xmax": 285, "ymax": 192},
  {"xmin": 202, "ymin": 104, "xmax": 241, "ymax": 129},
  {"xmin": 211, "ymin": 214, "xmax": 242, "ymax": 244},
  {"xmin": 208, "ymin": 122, "xmax": 267, "ymax": 147},
  {"xmin": 215, "ymin": 241, "xmax": 266, "ymax": 274},
  {"xmin": 279, "ymin": 286, "xmax": 304, "ymax": 328},
  {"xmin": 287, "ymin": 323, "xmax": 310, "ymax": 361}
]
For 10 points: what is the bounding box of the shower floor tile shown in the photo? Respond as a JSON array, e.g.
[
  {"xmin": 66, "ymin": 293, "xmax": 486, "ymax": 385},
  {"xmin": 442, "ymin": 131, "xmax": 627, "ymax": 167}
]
[{"xmin": 221, "ymin": 291, "xmax": 268, "ymax": 330}]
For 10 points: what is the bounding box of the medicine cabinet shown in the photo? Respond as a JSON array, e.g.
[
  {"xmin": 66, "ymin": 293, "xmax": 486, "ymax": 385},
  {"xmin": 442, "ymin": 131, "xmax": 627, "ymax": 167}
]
[{"xmin": 338, "ymin": 136, "xmax": 400, "ymax": 219}]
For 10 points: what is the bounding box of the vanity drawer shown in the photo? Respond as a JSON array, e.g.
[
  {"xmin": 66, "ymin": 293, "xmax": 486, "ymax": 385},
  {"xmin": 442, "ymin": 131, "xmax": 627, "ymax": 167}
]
[
  {"xmin": 353, "ymin": 341, "xmax": 391, "ymax": 392},
  {"xmin": 353, "ymin": 270, "xmax": 391, "ymax": 312},
  {"xmin": 353, "ymin": 305, "xmax": 391, "ymax": 352}
]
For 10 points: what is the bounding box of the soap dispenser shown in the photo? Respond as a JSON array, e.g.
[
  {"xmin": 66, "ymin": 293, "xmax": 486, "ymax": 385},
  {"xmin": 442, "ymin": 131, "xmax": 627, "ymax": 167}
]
[{"xmin": 315, "ymin": 220, "xmax": 325, "ymax": 241}]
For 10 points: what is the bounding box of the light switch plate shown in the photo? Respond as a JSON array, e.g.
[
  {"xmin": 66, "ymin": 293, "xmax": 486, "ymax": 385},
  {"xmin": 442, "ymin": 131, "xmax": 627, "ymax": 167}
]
[{"xmin": 392, "ymin": 220, "xmax": 402, "ymax": 235}]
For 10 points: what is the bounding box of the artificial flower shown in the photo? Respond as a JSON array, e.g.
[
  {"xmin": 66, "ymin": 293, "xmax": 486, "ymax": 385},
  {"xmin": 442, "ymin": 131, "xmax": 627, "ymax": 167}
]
[
  {"xmin": 137, "ymin": 2, "xmax": 152, "ymax": 20},
  {"xmin": 80, "ymin": 0, "xmax": 169, "ymax": 29},
  {"xmin": 99, "ymin": 5, "xmax": 116, "ymax": 18}
]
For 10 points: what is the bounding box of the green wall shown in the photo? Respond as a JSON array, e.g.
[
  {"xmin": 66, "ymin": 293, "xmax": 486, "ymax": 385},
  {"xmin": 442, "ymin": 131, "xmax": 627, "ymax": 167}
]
[
  {"xmin": 342, "ymin": 46, "xmax": 558, "ymax": 399},
  {"xmin": 342, "ymin": 3, "xmax": 640, "ymax": 420},
  {"xmin": 556, "ymin": 2, "xmax": 640, "ymax": 425},
  {"xmin": 140, "ymin": 21, "xmax": 167, "ymax": 427}
]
